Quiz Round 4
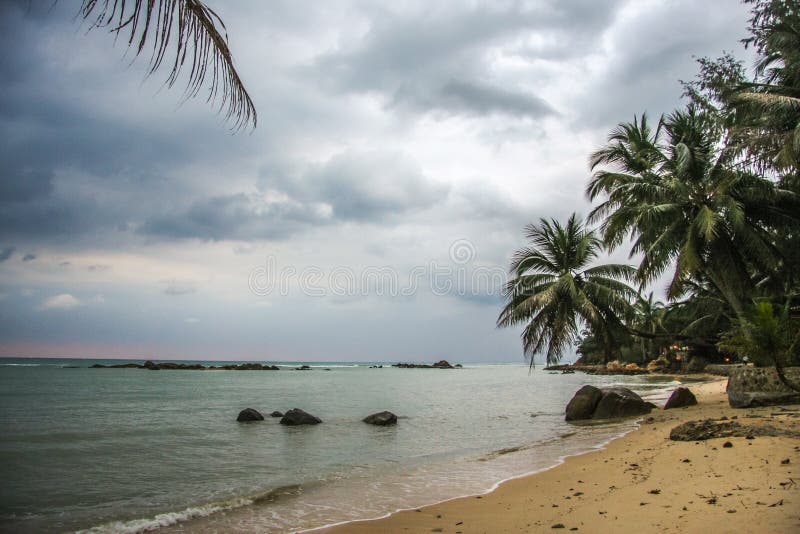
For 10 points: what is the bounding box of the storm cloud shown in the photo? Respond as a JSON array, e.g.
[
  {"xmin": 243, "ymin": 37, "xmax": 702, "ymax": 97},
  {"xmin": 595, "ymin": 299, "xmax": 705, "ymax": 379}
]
[{"xmin": 0, "ymin": 0, "xmax": 753, "ymax": 361}]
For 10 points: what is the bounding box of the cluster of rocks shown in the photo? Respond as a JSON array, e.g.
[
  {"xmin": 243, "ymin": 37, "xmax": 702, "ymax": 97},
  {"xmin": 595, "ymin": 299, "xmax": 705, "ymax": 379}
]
[
  {"xmin": 236, "ymin": 408, "xmax": 398, "ymax": 426},
  {"xmin": 565, "ymin": 385, "xmax": 699, "ymax": 421},
  {"xmin": 392, "ymin": 360, "xmax": 462, "ymax": 369},
  {"xmin": 91, "ymin": 360, "xmax": 280, "ymax": 371}
]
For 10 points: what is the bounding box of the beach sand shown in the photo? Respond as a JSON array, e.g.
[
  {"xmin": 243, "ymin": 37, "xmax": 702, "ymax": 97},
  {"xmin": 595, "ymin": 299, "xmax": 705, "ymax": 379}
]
[{"xmin": 315, "ymin": 378, "xmax": 800, "ymax": 533}]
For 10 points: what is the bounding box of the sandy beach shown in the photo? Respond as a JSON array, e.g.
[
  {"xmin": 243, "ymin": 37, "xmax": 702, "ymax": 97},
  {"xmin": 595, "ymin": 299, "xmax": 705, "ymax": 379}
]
[{"xmin": 316, "ymin": 378, "xmax": 800, "ymax": 533}]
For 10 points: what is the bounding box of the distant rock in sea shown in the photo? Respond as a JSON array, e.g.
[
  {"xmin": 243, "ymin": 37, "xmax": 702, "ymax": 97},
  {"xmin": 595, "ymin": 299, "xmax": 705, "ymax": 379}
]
[
  {"xmin": 236, "ymin": 408, "xmax": 264, "ymax": 422},
  {"xmin": 280, "ymin": 408, "xmax": 322, "ymax": 425},
  {"xmin": 89, "ymin": 361, "xmax": 279, "ymax": 371},
  {"xmin": 363, "ymin": 411, "xmax": 398, "ymax": 426},
  {"xmin": 270, "ymin": 411, "xmax": 284, "ymax": 418},
  {"xmin": 392, "ymin": 360, "xmax": 460, "ymax": 369}
]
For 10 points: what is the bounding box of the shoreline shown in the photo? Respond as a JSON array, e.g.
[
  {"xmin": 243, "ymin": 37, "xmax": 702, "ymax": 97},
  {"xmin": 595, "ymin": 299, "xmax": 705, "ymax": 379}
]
[
  {"xmin": 314, "ymin": 377, "xmax": 800, "ymax": 533},
  {"xmin": 303, "ymin": 426, "xmax": 640, "ymax": 534}
]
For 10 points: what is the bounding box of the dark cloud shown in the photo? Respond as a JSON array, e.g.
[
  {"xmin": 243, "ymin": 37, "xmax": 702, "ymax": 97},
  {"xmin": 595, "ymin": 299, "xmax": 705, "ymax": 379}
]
[
  {"xmin": 312, "ymin": 0, "xmax": 625, "ymax": 118},
  {"xmin": 0, "ymin": 247, "xmax": 14, "ymax": 262},
  {"xmin": 395, "ymin": 80, "xmax": 556, "ymax": 119},
  {"xmin": 576, "ymin": 1, "xmax": 752, "ymax": 128},
  {"xmin": 140, "ymin": 192, "xmax": 332, "ymax": 241},
  {"xmin": 285, "ymin": 150, "xmax": 448, "ymax": 221},
  {"xmin": 141, "ymin": 150, "xmax": 447, "ymax": 241},
  {"xmin": 22, "ymin": 254, "xmax": 36, "ymax": 262}
]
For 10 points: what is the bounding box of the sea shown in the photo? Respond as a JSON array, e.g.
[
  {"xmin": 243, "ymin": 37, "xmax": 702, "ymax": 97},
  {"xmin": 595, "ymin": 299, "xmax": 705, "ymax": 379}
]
[{"xmin": 0, "ymin": 358, "xmax": 683, "ymax": 533}]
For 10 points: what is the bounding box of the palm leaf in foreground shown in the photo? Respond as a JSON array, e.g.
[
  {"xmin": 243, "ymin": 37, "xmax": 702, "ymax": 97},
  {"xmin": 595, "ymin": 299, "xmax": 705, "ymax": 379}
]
[{"xmin": 79, "ymin": 0, "xmax": 256, "ymax": 131}]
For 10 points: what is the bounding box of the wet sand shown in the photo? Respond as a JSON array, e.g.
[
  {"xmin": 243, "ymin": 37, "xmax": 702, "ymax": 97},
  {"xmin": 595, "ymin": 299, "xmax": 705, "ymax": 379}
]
[{"xmin": 315, "ymin": 378, "xmax": 800, "ymax": 533}]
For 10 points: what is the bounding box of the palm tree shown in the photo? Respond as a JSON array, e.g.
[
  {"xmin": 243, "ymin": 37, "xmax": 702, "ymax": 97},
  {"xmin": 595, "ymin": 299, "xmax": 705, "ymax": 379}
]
[
  {"xmin": 632, "ymin": 292, "xmax": 666, "ymax": 363},
  {"xmin": 586, "ymin": 107, "xmax": 793, "ymax": 317},
  {"xmin": 497, "ymin": 214, "xmax": 637, "ymax": 367},
  {"xmin": 78, "ymin": 0, "xmax": 256, "ymax": 130},
  {"xmin": 731, "ymin": 0, "xmax": 800, "ymax": 175}
]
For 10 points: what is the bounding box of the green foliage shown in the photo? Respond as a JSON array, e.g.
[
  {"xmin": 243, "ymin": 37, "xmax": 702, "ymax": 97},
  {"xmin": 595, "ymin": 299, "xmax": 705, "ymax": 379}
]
[
  {"xmin": 503, "ymin": 1, "xmax": 800, "ymax": 368},
  {"xmin": 497, "ymin": 214, "xmax": 636, "ymax": 367},
  {"xmin": 718, "ymin": 300, "xmax": 800, "ymax": 367}
]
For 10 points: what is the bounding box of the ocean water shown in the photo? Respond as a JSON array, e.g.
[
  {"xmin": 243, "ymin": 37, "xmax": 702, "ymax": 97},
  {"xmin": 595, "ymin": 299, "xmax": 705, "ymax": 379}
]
[{"xmin": 0, "ymin": 359, "xmax": 680, "ymax": 533}]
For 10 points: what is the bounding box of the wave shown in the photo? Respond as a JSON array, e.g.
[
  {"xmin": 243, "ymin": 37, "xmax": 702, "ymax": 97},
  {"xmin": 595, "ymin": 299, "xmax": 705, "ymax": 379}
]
[{"xmin": 76, "ymin": 485, "xmax": 311, "ymax": 534}]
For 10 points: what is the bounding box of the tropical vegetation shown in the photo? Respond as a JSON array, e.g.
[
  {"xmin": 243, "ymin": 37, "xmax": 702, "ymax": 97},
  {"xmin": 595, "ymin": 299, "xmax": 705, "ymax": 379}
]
[{"xmin": 499, "ymin": 0, "xmax": 799, "ymax": 382}]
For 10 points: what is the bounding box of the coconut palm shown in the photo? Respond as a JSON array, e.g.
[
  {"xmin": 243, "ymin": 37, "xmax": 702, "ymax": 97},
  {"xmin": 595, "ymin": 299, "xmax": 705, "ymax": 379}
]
[
  {"xmin": 632, "ymin": 292, "xmax": 666, "ymax": 363},
  {"xmin": 731, "ymin": 0, "xmax": 800, "ymax": 175},
  {"xmin": 78, "ymin": 0, "xmax": 256, "ymax": 130},
  {"xmin": 586, "ymin": 106, "xmax": 794, "ymax": 317},
  {"xmin": 497, "ymin": 214, "xmax": 637, "ymax": 367}
]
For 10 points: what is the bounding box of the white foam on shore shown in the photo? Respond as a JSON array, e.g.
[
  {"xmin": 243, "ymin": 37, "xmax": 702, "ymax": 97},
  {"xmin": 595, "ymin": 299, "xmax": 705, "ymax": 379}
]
[
  {"xmin": 299, "ymin": 423, "xmax": 639, "ymax": 533},
  {"xmin": 76, "ymin": 497, "xmax": 253, "ymax": 534}
]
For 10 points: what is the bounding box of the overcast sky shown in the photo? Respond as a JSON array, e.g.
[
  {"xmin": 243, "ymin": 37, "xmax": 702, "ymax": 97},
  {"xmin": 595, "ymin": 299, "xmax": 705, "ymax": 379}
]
[{"xmin": 0, "ymin": 0, "xmax": 753, "ymax": 362}]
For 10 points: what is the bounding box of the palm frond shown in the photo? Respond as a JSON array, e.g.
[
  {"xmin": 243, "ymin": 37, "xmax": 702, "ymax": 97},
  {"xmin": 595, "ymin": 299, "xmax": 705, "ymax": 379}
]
[{"xmin": 79, "ymin": 0, "xmax": 257, "ymax": 131}]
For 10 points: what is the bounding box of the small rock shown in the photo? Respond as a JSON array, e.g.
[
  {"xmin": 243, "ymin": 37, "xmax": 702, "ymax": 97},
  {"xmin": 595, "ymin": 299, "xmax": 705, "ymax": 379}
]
[
  {"xmin": 664, "ymin": 387, "xmax": 698, "ymax": 410},
  {"xmin": 363, "ymin": 411, "xmax": 398, "ymax": 426},
  {"xmin": 236, "ymin": 408, "xmax": 264, "ymax": 422},
  {"xmin": 279, "ymin": 408, "xmax": 322, "ymax": 425},
  {"xmin": 723, "ymin": 441, "xmax": 733, "ymax": 448},
  {"xmin": 551, "ymin": 524, "xmax": 565, "ymax": 529},
  {"xmin": 781, "ymin": 458, "xmax": 790, "ymax": 464},
  {"xmin": 270, "ymin": 411, "xmax": 284, "ymax": 418}
]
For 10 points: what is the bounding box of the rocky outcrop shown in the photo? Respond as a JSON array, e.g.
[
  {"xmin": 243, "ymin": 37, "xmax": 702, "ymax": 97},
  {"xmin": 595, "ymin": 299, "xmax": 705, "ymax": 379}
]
[
  {"xmin": 363, "ymin": 411, "xmax": 398, "ymax": 426},
  {"xmin": 669, "ymin": 418, "xmax": 799, "ymax": 441},
  {"xmin": 236, "ymin": 408, "xmax": 264, "ymax": 422},
  {"xmin": 269, "ymin": 411, "xmax": 284, "ymax": 418},
  {"xmin": 705, "ymin": 364, "xmax": 746, "ymax": 376},
  {"xmin": 565, "ymin": 386, "xmax": 653, "ymax": 420},
  {"xmin": 726, "ymin": 366, "xmax": 800, "ymax": 408},
  {"xmin": 664, "ymin": 387, "xmax": 698, "ymax": 409},
  {"xmin": 393, "ymin": 360, "xmax": 460, "ymax": 369},
  {"xmin": 279, "ymin": 408, "xmax": 322, "ymax": 425},
  {"xmin": 565, "ymin": 385, "xmax": 603, "ymax": 421},
  {"xmin": 90, "ymin": 361, "xmax": 280, "ymax": 371}
]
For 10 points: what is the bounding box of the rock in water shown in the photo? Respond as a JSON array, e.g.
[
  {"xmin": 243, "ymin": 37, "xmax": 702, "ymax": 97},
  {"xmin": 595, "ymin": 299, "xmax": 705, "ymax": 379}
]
[
  {"xmin": 565, "ymin": 385, "xmax": 603, "ymax": 421},
  {"xmin": 664, "ymin": 387, "xmax": 698, "ymax": 409},
  {"xmin": 363, "ymin": 411, "xmax": 398, "ymax": 426},
  {"xmin": 726, "ymin": 366, "xmax": 800, "ymax": 408},
  {"xmin": 270, "ymin": 411, "xmax": 284, "ymax": 418},
  {"xmin": 280, "ymin": 408, "xmax": 322, "ymax": 425},
  {"xmin": 237, "ymin": 408, "xmax": 264, "ymax": 422},
  {"xmin": 592, "ymin": 387, "xmax": 653, "ymax": 420}
]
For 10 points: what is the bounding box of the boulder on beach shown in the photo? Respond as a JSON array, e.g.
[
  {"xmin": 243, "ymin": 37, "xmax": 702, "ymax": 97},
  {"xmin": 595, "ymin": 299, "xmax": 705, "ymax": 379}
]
[
  {"xmin": 565, "ymin": 386, "xmax": 653, "ymax": 421},
  {"xmin": 270, "ymin": 411, "xmax": 284, "ymax": 418},
  {"xmin": 664, "ymin": 387, "xmax": 698, "ymax": 409},
  {"xmin": 726, "ymin": 366, "xmax": 800, "ymax": 408},
  {"xmin": 565, "ymin": 385, "xmax": 603, "ymax": 421},
  {"xmin": 363, "ymin": 411, "xmax": 398, "ymax": 426},
  {"xmin": 280, "ymin": 408, "xmax": 322, "ymax": 425},
  {"xmin": 592, "ymin": 387, "xmax": 653, "ymax": 419},
  {"xmin": 236, "ymin": 408, "xmax": 264, "ymax": 422}
]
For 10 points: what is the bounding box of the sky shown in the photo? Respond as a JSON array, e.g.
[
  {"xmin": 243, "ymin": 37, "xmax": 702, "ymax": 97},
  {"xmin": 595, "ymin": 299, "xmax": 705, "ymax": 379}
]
[{"xmin": 0, "ymin": 0, "xmax": 754, "ymax": 362}]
